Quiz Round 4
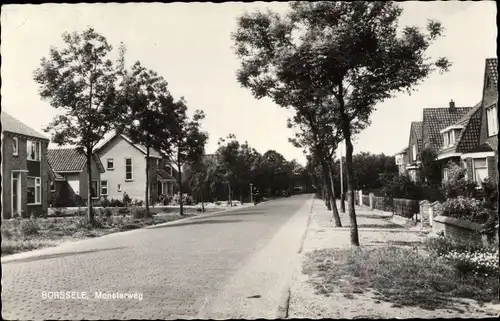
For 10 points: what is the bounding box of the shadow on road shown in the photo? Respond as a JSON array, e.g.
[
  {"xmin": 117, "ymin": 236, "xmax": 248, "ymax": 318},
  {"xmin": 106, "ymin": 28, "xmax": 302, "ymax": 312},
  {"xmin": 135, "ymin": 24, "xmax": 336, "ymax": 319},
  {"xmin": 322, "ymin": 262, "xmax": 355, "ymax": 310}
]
[
  {"xmin": 147, "ymin": 218, "xmax": 245, "ymax": 229},
  {"xmin": 200, "ymin": 210, "xmax": 268, "ymax": 219},
  {"xmin": 3, "ymin": 246, "xmax": 127, "ymax": 264}
]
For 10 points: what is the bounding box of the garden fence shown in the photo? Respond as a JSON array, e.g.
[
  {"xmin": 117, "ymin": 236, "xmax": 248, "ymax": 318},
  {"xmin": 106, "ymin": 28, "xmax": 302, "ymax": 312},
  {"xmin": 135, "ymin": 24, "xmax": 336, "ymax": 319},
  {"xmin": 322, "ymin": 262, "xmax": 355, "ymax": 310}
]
[
  {"xmin": 362, "ymin": 194, "xmax": 370, "ymax": 207},
  {"xmin": 373, "ymin": 196, "xmax": 394, "ymax": 212},
  {"xmin": 392, "ymin": 198, "xmax": 420, "ymax": 218}
]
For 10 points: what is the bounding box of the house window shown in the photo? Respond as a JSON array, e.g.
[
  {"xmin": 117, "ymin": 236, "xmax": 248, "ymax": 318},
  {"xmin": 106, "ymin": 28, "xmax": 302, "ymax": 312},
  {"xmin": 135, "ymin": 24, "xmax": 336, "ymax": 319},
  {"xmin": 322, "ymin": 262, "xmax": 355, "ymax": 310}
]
[
  {"xmin": 13, "ymin": 137, "xmax": 18, "ymax": 156},
  {"xmin": 473, "ymin": 158, "xmax": 488, "ymax": 184},
  {"xmin": 443, "ymin": 132, "xmax": 448, "ymax": 147},
  {"xmin": 107, "ymin": 159, "xmax": 114, "ymax": 170},
  {"xmin": 27, "ymin": 177, "xmax": 41, "ymax": 204},
  {"xmin": 125, "ymin": 158, "xmax": 133, "ymax": 180},
  {"xmin": 91, "ymin": 181, "xmax": 99, "ymax": 199},
  {"xmin": 450, "ymin": 130, "xmax": 455, "ymax": 145},
  {"xmin": 117, "ymin": 184, "xmax": 122, "ymax": 192},
  {"xmin": 101, "ymin": 180, "xmax": 108, "ymax": 196},
  {"xmin": 27, "ymin": 140, "xmax": 41, "ymax": 161},
  {"xmin": 50, "ymin": 181, "xmax": 56, "ymax": 192},
  {"xmin": 487, "ymin": 104, "xmax": 498, "ymax": 136},
  {"xmin": 412, "ymin": 145, "xmax": 417, "ymax": 161}
]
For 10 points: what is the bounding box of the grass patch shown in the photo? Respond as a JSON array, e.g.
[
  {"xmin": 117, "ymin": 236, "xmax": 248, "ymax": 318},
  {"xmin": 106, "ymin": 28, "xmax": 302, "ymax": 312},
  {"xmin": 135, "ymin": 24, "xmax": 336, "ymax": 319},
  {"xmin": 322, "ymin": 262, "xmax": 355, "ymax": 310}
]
[
  {"xmin": 303, "ymin": 245, "xmax": 499, "ymax": 311},
  {"xmin": 1, "ymin": 211, "xmax": 193, "ymax": 257}
]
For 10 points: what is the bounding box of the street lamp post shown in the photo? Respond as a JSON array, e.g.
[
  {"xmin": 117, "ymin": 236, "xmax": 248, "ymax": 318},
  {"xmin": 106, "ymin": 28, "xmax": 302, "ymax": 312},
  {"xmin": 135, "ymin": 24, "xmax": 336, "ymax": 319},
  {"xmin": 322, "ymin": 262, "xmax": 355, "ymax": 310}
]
[{"xmin": 249, "ymin": 183, "xmax": 253, "ymax": 203}]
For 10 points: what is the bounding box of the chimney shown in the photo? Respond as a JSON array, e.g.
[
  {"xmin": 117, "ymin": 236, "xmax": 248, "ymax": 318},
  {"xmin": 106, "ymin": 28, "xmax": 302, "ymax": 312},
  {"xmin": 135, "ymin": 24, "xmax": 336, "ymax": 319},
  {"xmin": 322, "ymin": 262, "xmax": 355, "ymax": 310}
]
[{"xmin": 449, "ymin": 99, "xmax": 455, "ymax": 110}]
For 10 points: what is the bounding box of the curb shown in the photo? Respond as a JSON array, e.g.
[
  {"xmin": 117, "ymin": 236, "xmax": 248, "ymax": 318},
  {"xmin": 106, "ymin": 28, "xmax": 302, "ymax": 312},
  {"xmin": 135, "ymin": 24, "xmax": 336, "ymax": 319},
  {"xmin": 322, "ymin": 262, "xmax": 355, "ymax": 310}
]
[
  {"xmin": 1, "ymin": 204, "xmax": 256, "ymax": 263},
  {"xmin": 278, "ymin": 195, "xmax": 315, "ymax": 319}
]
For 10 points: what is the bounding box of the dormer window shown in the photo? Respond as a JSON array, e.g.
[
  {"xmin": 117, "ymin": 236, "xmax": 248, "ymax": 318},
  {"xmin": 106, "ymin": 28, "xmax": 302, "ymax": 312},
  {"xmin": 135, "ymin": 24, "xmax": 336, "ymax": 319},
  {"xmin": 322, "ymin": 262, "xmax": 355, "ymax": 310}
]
[{"xmin": 440, "ymin": 126, "xmax": 463, "ymax": 148}]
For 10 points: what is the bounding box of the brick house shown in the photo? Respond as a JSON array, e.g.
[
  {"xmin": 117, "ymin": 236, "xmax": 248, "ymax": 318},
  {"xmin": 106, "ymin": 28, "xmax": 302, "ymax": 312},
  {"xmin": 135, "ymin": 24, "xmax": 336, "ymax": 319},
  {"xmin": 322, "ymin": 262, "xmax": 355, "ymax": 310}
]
[
  {"xmin": 422, "ymin": 101, "xmax": 473, "ymax": 180},
  {"xmin": 47, "ymin": 148, "xmax": 105, "ymax": 206},
  {"xmin": 1, "ymin": 112, "xmax": 50, "ymax": 219},
  {"xmin": 406, "ymin": 121, "xmax": 423, "ymax": 181},
  {"xmin": 456, "ymin": 58, "xmax": 498, "ymax": 184}
]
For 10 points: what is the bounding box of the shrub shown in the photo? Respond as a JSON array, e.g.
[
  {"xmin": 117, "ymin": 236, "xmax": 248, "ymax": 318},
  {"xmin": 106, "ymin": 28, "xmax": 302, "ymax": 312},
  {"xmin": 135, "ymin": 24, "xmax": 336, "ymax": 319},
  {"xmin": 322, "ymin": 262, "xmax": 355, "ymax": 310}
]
[
  {"xmin": 117, "ymin": 207, "xmax": 129, "ymax": 215},
  {"xmin": 130, "ymin": 207, "xmax": 147, "ymax": 219},
  {"xmin": 381, "ymin": 174, "xmax": 422, "ymax": 200},
  {"xmin": 21, "ymin": 219, "xmax": 40, "ymax": 237},
  {"xmin": 441, "ymin": 161, "xmax": 478, "ymax": 198},
  {"xmin": 100, "ymin": 207, "xmax": 113, "ymax": 218},
  {"xmin": 159, "ymin": 194, "xmax": 173, "ymax": 206},
  {"xmin": 440, "ymin": 197, "xmax": 484, "ymax": 223},
  {"xmin": 99, "ymin": 196, "xmax": 110, "ymax": 208},
  {"xmin": 108, "ymin": 198, "xmax": 124, "ymax": 207},
  {"xmin": 122, "ymin": 192, "xmax": 132, "ymax": 207},
  {"xmin": 419, "ymin": 182, "xmax": 446, "ymax": 203},
  {"xmin": 132, "ymin": 198, "xmax": 144, "ymax": 207},
  {"xmin": 172, "ymin": 193, "xmax": 194, "ymax": 205}
]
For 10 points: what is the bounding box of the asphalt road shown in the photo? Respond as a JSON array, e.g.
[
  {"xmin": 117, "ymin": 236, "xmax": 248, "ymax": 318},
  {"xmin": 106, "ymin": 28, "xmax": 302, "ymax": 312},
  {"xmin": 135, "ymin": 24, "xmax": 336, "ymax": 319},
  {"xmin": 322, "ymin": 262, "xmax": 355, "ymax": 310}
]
[{"xmin": 1, "ymin": 194, "xmax": 312, "ymax": 320}]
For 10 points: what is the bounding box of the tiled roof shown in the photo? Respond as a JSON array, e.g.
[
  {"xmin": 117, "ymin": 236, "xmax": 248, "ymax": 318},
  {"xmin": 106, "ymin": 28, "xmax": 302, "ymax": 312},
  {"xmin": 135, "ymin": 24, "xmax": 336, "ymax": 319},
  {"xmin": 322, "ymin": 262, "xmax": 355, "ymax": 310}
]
[
  {"xmin": 157, "ymin": 169, "xmax": 175, "ymax": 180},
  {"xmin": 47, "ymin": 148, "xmax": 105, "ymax": 173},
  {"xmin": 423, "ymin": 107, "xmax": 473, "ymax": 153},
  {"xmin": 410, "ymin": 121, "xmax": 423, "ymax": 150},
  {"xmin": 1, "ymin": 111, "xmax": 49, "ymax": 140},
  {"xmin": 455, "ymin": 102, "xmax": 483, "ymax": 153},
  {"xmin": 47, "ymin": 148, "xmax": 87, "ymax": 172},
  {"xmin": 464, "ymin": 142, "xmax": 494, "ymax": 154},
  {"xmin": 486, "ymin": 58, "xmax": 498, "ymax": 89}
]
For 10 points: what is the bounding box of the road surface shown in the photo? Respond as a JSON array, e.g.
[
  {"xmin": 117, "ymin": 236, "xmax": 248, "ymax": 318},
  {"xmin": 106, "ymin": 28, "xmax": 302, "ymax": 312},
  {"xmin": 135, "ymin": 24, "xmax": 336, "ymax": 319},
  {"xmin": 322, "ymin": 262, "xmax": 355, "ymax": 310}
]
[{"xmin": 1, "ymin": 194, "xmax": 312, "ymax": 320}]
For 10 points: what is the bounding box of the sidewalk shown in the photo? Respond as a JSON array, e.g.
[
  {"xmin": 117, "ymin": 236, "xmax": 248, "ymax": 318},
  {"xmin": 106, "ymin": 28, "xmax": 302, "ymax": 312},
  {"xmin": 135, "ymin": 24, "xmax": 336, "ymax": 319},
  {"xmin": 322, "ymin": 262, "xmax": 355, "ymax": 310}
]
[{"xmin": 288, "ymin": 198, "xmax": 498, "ymax": 319}]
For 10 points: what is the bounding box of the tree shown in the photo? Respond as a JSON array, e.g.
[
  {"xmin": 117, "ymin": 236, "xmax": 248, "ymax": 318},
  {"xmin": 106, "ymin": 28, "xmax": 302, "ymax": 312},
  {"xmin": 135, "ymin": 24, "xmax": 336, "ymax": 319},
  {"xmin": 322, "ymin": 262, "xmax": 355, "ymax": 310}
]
[
  {"xmin": 184, "ymin": 157, "xmax": 209, "ymax": 212},
  {"xmin": 419, "ymin": 147, "xmax": 441, "ymax": 185},
  {"xmin": 232, "ymin": 1, "xmax": 450, "ymax": 246},
  {"xmin": 159, "ymin": 101, "xmax": 208, "ymax": 215},
  {"xmin": 117, "ymin": 61, "xmax": 172, "ymax": 217},
  {"xmin": 288, "ymin": 101, "xmax": 343, "ymax": 226},
  {"xmin": 34, "ymin": 28, "xmax": 121, "ymax": 224},
  {"xmin": 215, "ymin": 134, "xmax": 241, "ymax": 206}
]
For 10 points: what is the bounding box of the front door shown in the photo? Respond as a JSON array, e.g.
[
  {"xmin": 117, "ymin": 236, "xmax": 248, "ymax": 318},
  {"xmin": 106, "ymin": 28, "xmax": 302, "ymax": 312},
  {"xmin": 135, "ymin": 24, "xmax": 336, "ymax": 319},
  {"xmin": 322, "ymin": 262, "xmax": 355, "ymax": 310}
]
[{"xmin": 11, "ymin": 173, "xmax": 21, "ymax": 216}]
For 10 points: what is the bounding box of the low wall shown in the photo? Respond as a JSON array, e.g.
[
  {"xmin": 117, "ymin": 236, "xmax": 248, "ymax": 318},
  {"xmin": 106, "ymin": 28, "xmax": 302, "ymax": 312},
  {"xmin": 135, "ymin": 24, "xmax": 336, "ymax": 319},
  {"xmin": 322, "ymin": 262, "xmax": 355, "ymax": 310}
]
[{"xmin": 432, "ymin": 215, "xmax": 498, "ymax": 246}]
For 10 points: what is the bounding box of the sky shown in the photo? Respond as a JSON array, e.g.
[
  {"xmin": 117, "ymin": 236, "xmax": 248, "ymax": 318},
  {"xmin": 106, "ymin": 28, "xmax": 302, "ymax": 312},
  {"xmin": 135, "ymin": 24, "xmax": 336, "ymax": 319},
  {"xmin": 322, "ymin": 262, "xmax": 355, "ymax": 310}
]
[{"xmin": 1, "ymin": 2, "xmax": 497, "ymax": 165}]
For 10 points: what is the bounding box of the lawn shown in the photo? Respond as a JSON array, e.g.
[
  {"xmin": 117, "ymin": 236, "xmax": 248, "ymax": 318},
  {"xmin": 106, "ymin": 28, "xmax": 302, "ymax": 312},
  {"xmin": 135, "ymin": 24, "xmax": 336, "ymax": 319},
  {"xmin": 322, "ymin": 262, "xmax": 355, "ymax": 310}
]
[
  {"xmin": 302, "ymin": 239, "xmax": 499, "ymax": 311},
  {"xmin": 1, "ymin": 212, "xmax": 194, "ymax": 257}
]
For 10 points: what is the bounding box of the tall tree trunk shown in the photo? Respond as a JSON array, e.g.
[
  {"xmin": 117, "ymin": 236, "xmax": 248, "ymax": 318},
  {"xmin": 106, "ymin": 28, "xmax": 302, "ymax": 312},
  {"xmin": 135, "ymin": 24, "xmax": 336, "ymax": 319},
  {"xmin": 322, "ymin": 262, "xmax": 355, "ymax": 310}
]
[
  {"xmin": 177, "ymin": 151, "xmax": 184, "ymax": 216},
  {"xmin": 322, "ymin": 179, "xmax": 331, "ymax": 210},
  {"xmin": 240, "ymin": 186, "xmax": 243, "ymax": 204},
  {"xmin": 228, "ymin": 182, "xmax": 232, "ymax": 207},
  {"xmin": 201, "ymin": 189, "xmax": 205, "ymax": 212},
  {"xmin": 145, "ymin": 145, "xmax": 150, "ymax": 217},
  {"xmin": 340, "ymin": 155, "xmax": 346, "ymax": 213},
  {"xmin": 341, "ymin": 110, "xmax": 360, "ymax": 246},
  {"xmin": 86, "ymin": 150, "xmax": 95, "ymax": 224},
  {"xmin": 323, "ymin": 160, "xmax": 342, "ymax": 227}
]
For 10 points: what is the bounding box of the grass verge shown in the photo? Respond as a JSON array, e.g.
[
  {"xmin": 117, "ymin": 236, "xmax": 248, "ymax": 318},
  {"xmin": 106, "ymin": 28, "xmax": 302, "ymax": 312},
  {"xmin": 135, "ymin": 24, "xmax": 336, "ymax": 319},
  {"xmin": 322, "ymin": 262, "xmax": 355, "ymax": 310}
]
[
  {"xmin": 1, "ymin": 213, "xmax": 194, "ymax": 257},
  {"xmin": 303, "ymin": 245, "xmax": 499, "ymax": 311}
]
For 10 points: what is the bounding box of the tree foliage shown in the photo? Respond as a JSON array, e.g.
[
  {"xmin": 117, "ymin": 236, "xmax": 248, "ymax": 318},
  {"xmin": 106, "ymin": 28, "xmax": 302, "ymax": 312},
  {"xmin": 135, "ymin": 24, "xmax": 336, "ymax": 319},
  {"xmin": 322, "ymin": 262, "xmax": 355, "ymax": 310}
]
[
  {"xmin": 34, "ymin": 28, "xmax": 121, "ymax": 223},
  {"xmin": 232, "ymin": 1, "xmax": 450, "ymax": 245}
]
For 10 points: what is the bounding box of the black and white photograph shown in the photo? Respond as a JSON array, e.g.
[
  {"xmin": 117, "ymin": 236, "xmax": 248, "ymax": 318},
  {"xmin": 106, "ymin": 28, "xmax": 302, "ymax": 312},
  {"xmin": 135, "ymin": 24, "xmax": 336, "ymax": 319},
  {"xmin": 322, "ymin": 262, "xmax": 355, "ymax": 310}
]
[{"xmin": 1, "ymin": 1, "xmax": 499, "ymax": 319}]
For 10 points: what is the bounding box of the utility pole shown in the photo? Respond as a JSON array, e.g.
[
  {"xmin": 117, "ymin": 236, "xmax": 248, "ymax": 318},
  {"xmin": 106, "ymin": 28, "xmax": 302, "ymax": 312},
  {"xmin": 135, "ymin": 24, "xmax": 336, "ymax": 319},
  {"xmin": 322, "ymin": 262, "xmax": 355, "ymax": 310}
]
[{"xmin": 340, "ymin": 145, "xmax": 346, "ymax": 213}]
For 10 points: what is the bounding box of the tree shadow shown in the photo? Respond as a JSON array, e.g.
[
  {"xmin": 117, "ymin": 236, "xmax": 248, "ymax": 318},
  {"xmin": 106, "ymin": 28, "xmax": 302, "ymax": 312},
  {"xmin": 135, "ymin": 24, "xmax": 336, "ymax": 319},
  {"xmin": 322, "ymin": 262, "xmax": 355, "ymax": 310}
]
[
  {"xmin": 358, "ymin": 224, "xmax": 403, "ymax": 229},
  {"xmin": 147, "ymin": 218, "xmax": 244, "ymax": 229},
  {"xmin": 3, "ymin": 246, "xmax": 127, "ymax": 264},
  {"xmin": 201, "ymin": 210, "xmax": 268, "ymax": 219}
]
